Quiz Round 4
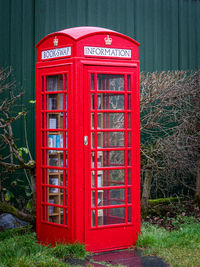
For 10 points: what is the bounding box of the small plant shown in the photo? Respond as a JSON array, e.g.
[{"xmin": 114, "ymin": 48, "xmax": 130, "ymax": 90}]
[{"xmin": 51, "ymin": 243, "xmax": 87, "ymax": 260}]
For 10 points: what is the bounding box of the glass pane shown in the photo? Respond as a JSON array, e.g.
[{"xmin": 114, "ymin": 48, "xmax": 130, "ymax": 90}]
[
  {"xmin": 91, "ymin": 152, "xmax": 95, "ymax": 168},
  {"xmin": 48, "ymin": 176, "xmax": 59, "ymax": 187},
  {"xmin": 64, "ymin": 113, "xmax": 67, "ymax": 129},
  {"xmin": 91, "ymin": 171, "xmax": 95, "ymax": 187},
  {"xmin": 98, "ymin": 188, "xmax": 125, "ymax": 206},
  {"xmin": 42, "ymin": 77, "xmax": 44, "ymax": 92},
  {"xmin": 127, "ymin": 113, "xmax": 131, "ymax": 128},
  {"xmin": 91, "ymin": 93, "xmax": 94, "ymax": 109},
  {"xmin": 42, "ymin": 113, "xmax": 44, "ymax": 128},
  {"xmin": 98, "ymin": 169, "xmax": 125, "ymax": 186},
  {"xmin": 98, "ymin": 210, "xmax": 104, "ymax": 225},
  {"xmin": 48, "ymin": 171, "xmax": 66, "ymax": 187},
  {"xmin": 98, "ymin": 151, "xmax": 124, "ymax": 167},
  {"xmin": 97, "ymin": 151, "xmax": 103, "ymax": 168},
  {"xmin": 91, "ymin": 191, "xmax": 95, "ymax": 207},
  {"xmin": 97, "ymin": 74, "xmax": 124, "ymax": 91},
  {"xmin": 97, "ymin": 133, "xmax": 102, "ymax": 147},
  {"xmin": 42, "ymin": 169, "xmax": 46, "ymax": 184},
  {"xmin": 97, "ymin": 113, "xmax": 124, "ymax": 129},
  {"xmin": 91, "ymin": 171, "xmax": 103, "ymax": 187},
  {"xmin": 98, "ymin": 191, "xmax": 103, "ymax": 206},
  {"xmin": 97, "ymin": 171, "xmax": 103, "ymax": 187},
  {"xmin": 97, "ymin": 94, "xmax": 124, "ymax": 110},
  {"xmin": 42, "ymin": 95, "xmax": 44, "ymax": 110},
  {"xmin": 42, "ymin": 205, "xmax": 45, "ymax": 221},
  {"xmin": 42, "ymin": 150, "xmax": 45, "ymax": 165},
  {"xmin": 91, "ymin": 133, "xmax": 95, "ymax": 148},
  {"xmin": 127, "ymin": 150, "xmax": 131, "ymax": 166},
  {"xmin": 127, "ymin": 132, "xmax": 131, "ymax": 147},
  {"xmin": 127, "ymin": 94, "xmax": 131, "ymax": 109},
  {"xmin": 48, "ymin": 133, "xmax": 63, "ymax": 149},
  {"xmin": 98, "ymin": 208, "xmax": 125, "ymax": 226},
  {"xmin": 128, "ymin": 169, "xmax": 131, "ymax": 185},
  {"xmin": 91, "ymin": 113, "xmax": 94, "ymax": 129},
  {"xmin": 128, "ymin": 188, "xmax": 131, "ymax": 204},
  {"xmin": 48, "ymin": 114, "xmax": 58, "ymax": 129},
  {"xmin": 99, "ymin": 132, "xmax": 124, "ymax": 147},
  {"xmin": 64, "ymin": 74, "xmax": 67, "ymax": 91},
  {"xmin": 48, "ymin": 152, "xmax": 63, "ymax": 168},
  {"xmin": 97, "ymin": 113, "xmax": 103, "ymax": 128},
  {"xmin": 47, "ymin": 75, "xmax": 63, "ymax": 91},
  {"xmin": 47, "ymin": 188, "xmax": 63, "ymax": 205},
  {"xmin": 47, "ymin": 94, "xmax": 63, "ymax": 110},
  {"xmin": 91, "ymin": 74, "xmax": 94, "ymax": 91},
  {"xmin": 47, "ymin": 113, "xmax": 63, "ymax": 129},
  {"xmin": 128, "ymin": 207, "xmax": 132, "ymax": 222},
  {"xmin": 64, "ymin": 209, "xmax": 68, "ymax": 225},
  {"xmin": 127, "ymin": 75, "xmax": 131, "ymax": 91},
  {"xmin": 47, "ymin": 207, "xmax": 63, "ymax": 224},
  {"xmin": 65, "ymin": 152, "xmax": 68, "ymax": 168},
  {"xmin": 91, "ymin": 210, "xmax": 95, "ymax": 227}
]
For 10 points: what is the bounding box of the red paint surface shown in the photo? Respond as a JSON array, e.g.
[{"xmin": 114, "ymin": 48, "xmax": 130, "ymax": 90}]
[{"xmin": 36, "ymin": 26, "xmax": 140, "ymax": 252}]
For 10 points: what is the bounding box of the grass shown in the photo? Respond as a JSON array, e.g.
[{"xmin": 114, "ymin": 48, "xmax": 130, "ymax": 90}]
[
  {"xmin": 136, "ymin": 216, "xmax": 200, "ymax": 267},
  {"xmin": 0, "ymin": 226, "xmax": 87, "ymax": 267},
  {"xmin": 0, "ymin": 217, "xmax": 199, "ymax": 267}
]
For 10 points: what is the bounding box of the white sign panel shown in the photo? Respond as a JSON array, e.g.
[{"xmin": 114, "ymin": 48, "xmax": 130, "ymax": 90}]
[
  {"xmin": 42, "ymin": 47, "xmax": 71, "ymax": 60},
  {"xmin": 84, "ymin": 46, "xmax": 131, "ymax": 58}
]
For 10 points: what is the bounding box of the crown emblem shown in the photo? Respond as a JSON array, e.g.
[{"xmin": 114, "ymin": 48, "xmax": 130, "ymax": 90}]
[
  {"xmin": 53, "ymin": 36, "xmax": 58, "ymax": 47},
  {"xmin": 104, "ymin": 35, "xmax": 112, "ymax": 45}
]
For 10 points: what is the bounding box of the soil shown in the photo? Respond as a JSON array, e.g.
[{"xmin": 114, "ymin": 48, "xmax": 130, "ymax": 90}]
[{"xmin": 142, "ymin": 198, "xmax": 200, "ymax": 231}]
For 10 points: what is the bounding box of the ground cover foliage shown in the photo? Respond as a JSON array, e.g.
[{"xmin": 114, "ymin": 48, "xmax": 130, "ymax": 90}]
[
  {"xmin": 136, "ymin": 217, "xmax": 200, "ymax": 267},
  {"xmin": 138, "ymin": 198, "xmax": 200, "ymax": 267},
  {"xmin": 0, "ymin": 226, "xmax": 87, "ymax": 267},
  {"xmin": 143, "ymin": 198, "xmax": 200, "ymax": 231}
]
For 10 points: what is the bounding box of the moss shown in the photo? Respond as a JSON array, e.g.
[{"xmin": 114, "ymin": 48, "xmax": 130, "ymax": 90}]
[
  {"xmin": 0, "ymin": 201, "xmax": 18, "ymax": 215},
  {"xmin": 148, "ymin": 197, "xmax": 184, "ymax": 207},
  {"xmin": 0, "ymin": 201, "xmax": 35, "ymax": 223}
]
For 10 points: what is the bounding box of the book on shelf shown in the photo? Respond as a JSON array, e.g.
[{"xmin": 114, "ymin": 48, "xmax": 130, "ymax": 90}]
[
  {"xmin": 97, "ymin": 209, "xmax": 103, "ymax": 217},
  {"xmin": 49, "ymin": 156, "xmax": 59, "ymax": 167},
  {"xmin": 60, "ymin": 94, "xmax": 63, "ymax": 110},
  {"xmin": 47, "ymin": 76, "xmax": 58, "ymax": 91},
  {"xmin": 48, "ymin": 134, "xmax": 63, "ymax": 152},
  {"xmin": 49, "ymin": 117, "xmax": 57, "ymax": 129},
  {"xmin": 49, "ymin": 168, "xmax": 58, "ymax": 173},
  {"xmin": 97, "ymin": 95, "xmax": 102, "ymax": 109},
  {"xmin": 49, "ymin": 199, "xmax": 55, "ymax": 214},
  {"xmin": 97, "ymin": 174, "xmax": 102, "ymax": 187},
  {"xmin": 56, "ymin": 135, "xmax": 60, "ymax": 148},
  {"xmin": 49, "ymin": 178, "xmax": 59, "ymax": 193},
  {"xmin": 48, "ymin": 95, "xmax": 57, "ymax": 110}
]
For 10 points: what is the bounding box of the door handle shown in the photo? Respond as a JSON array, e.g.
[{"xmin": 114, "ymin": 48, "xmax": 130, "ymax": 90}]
[{"xmin": 84, "ymin": 136, "xmax": 88, "ymax": 146}]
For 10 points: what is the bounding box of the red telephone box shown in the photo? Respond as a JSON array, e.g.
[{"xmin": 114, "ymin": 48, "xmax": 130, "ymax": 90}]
[{"xmin": 36, "ymin": 26, "xmax": 140, "ymax": 252}]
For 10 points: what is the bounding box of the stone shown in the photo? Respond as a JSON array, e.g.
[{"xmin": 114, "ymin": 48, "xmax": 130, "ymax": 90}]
[{"xmin": 0, "ymin": 213, "xmax": 29, "ymax": 230}]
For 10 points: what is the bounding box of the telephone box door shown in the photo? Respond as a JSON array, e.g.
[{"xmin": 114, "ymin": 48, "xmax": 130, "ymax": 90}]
[
  {"xmin": 36, "ymin": 65, "xmax": 72, "ymax": 243},
  {"xmin": 84, "ymin": 65, "xmax": 140, "ymax": 252}
]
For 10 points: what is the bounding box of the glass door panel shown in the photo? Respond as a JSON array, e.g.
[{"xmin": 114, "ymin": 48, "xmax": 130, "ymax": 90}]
[
  {"xmin": 42, "ymin": 73, "xmax": 68, "ymax": 226},
  {"xmin": 90, "ymin": 73, "xmax": 132, "ymax": 228}
]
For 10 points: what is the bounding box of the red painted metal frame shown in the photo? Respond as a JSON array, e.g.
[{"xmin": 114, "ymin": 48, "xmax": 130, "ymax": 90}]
[
  {"xmin": 83, "ymin": 65, "xmax": 140, "ymax": 251},
  {"xmin": 36, "ymin": 27, "xmax": 140, "ymax": 252}
]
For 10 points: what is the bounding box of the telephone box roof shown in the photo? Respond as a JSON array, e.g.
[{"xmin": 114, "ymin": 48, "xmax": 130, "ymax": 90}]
[{"xmin": 36, "ymin": 26, "xmax": 140, "ymax": 47}]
